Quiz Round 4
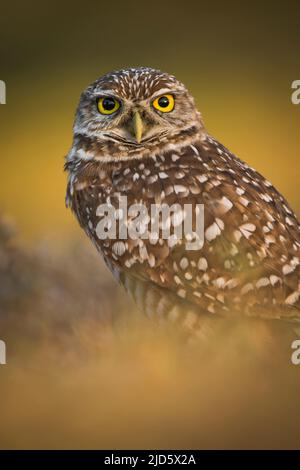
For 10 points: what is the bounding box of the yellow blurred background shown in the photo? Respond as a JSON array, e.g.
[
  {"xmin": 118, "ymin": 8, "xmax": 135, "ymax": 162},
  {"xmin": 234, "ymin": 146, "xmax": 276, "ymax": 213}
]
[
  {"xmin": 0, "ymin": 0, "xmax": 299, "ymax": 241},
  {"xmin": 0, "ymin": 0, "xmax": 300, "ymax": 450}
]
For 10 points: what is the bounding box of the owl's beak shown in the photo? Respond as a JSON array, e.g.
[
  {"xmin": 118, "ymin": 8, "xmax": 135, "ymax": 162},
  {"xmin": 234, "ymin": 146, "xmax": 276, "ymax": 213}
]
[{"xmin": 132, "ymin": 111, "xmax": 144, "ymax": 144}]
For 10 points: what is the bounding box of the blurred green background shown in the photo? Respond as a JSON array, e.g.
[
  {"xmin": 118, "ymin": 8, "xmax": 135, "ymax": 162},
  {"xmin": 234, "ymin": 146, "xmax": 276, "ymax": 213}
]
[{"xmin": 0, "ymin": 0, "xmax": 299, "ymax": 241}]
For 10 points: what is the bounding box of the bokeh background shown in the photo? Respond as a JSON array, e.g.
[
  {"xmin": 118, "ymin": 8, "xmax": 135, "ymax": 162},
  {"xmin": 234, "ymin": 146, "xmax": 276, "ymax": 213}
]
[{"xmin": 0, "ymin": 0, "xmax": 300, "ymax": 449}]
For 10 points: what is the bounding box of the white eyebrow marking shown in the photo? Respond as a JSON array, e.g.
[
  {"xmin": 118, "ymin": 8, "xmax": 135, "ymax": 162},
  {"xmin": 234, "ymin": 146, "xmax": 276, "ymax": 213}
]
[
  {"xmin": 92, "ymin": 89, "xmax": 121, "ymax": 98},
  {"xmin": 150, "ymin": 88, "xmax": 174, "ymax": 99}
]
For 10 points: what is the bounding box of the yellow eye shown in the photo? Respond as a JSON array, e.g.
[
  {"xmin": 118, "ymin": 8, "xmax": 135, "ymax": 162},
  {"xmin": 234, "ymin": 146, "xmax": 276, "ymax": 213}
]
[
  {"xmin": 97, "ymin": 96, "xmax": 120, "ymax": 115},
  {"xmin": 152, "ymin": 94, "xmax": 175, "ymax": 113}
]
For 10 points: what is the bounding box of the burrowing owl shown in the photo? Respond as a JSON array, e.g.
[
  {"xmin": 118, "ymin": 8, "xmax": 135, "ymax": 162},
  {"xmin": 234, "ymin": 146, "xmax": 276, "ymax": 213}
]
[{"xmin": 65, "ymin": 67, "xmax": 300, "ymax": 327}]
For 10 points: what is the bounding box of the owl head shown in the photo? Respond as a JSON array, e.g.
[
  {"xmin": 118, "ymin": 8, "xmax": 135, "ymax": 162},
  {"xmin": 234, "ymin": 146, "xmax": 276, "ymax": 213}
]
[{"xmin": 70, "ymin": 67, "xmax": 204, "ymax": 161}]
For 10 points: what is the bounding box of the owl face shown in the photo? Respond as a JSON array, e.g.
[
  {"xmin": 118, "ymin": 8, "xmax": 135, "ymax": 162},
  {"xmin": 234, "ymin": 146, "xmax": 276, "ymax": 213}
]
[{"xmin": 73, "ymin": 68, "xmax": 202, "ymax": 156}]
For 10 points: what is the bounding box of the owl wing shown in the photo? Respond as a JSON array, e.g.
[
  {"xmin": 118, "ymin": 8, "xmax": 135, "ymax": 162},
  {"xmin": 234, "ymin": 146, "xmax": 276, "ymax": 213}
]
[{"xmin": 117, "ymin": 137, "xmax": 300, "ymax": 320}]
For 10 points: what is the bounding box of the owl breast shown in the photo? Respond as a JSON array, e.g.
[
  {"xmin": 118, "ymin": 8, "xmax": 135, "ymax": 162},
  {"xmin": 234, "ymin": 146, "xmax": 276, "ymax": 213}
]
[{"xmin": 67, "ymin": 135, "xmax": 300, "ymax": 321}]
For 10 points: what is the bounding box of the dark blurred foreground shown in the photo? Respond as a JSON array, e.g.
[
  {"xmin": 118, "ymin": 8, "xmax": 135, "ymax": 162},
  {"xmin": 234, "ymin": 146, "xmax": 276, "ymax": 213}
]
[{"xmin": 0, "ymin": 216, "xmax": 300, "ymax": 449}]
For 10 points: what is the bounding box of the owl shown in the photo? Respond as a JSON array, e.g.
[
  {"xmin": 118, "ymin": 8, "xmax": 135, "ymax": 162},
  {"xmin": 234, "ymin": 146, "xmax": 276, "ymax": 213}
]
[{"xmin": 65, "ymin": 67, "xmax": 300, "ymax": 332}]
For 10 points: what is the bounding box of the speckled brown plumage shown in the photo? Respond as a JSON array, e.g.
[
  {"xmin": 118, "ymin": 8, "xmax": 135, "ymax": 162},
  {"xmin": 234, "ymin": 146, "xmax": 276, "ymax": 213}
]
[{"xmin": 65, "ymin": 67, "xmax": 300, "ymax": 330}]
